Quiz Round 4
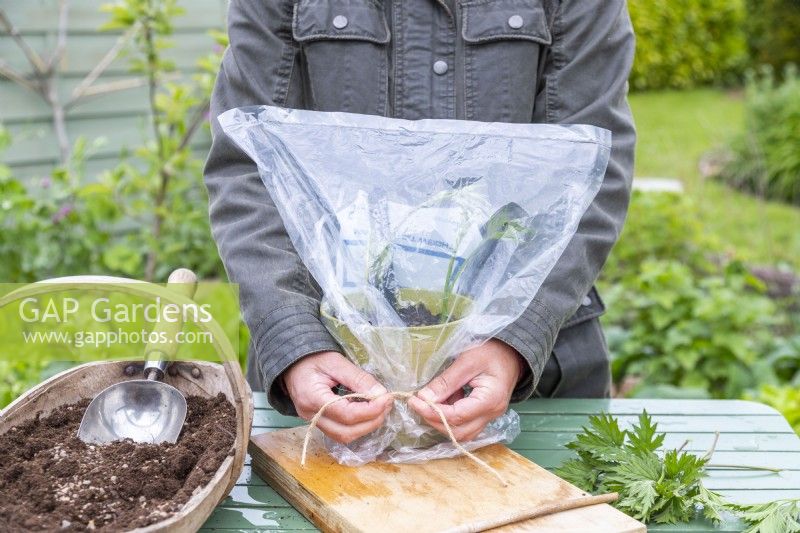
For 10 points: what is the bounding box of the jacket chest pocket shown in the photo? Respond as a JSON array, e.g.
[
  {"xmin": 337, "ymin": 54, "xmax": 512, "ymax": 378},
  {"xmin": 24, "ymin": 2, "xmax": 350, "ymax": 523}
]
[
  {"xmin": 461, "ymin": 0, "xmax": 551, "ymax": 122},
  {"xmin": 293, "ymin": 0, "xmax": 390, "ymax": 116}
]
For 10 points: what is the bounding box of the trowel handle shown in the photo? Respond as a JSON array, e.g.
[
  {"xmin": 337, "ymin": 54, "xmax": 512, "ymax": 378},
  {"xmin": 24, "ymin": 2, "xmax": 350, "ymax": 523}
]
[{"xmin": 143, "ymin": 268, "xmax": 198, "ymax": 380}]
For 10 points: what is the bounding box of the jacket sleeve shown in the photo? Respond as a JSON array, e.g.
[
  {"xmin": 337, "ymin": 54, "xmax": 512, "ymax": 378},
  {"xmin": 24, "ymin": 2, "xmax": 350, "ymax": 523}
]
[
  {"xmin": 203, "ymin": 0, "xmax": 341, "ymax": 416},
  {"xmin": 494, "ymin": 0, "xmax": 636, "ymax": 401}
]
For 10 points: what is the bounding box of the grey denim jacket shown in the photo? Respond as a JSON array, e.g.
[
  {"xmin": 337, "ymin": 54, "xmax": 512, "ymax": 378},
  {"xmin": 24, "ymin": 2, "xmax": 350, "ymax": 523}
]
[{"xmin": 204, "ymin": 0, "xmax": 636, "ymax": 415}]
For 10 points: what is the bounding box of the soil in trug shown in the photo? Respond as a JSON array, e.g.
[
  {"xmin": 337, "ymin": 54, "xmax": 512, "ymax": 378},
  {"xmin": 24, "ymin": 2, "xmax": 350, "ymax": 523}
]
[{"xmin": 0, "ymin": 393, "xmax": 236, "ymax": 532}]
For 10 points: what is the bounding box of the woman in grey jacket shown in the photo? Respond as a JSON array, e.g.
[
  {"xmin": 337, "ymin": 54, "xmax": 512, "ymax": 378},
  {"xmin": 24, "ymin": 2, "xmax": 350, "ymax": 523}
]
[{"xmin": 204, "ymin": 0, "xmax": 635, "ymax": 444}]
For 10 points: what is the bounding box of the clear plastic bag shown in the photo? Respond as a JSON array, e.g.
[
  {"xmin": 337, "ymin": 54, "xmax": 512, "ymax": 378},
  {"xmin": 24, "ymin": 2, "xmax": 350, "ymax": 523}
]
[{"xmin": 219, "ymin": 106, "xmax": 611, "ymax": 465}]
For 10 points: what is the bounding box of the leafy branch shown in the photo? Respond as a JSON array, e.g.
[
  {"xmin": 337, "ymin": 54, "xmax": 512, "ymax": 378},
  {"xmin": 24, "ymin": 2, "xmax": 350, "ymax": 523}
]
[
  {"xmin": 555, "ymin": 411, "xmax": 797, "ymax": 531},
  {"xmin": 99, "ymin": 0, "xmax": 223, "ymax": 280},
  {"xmin": 0, "ymin": 0, "xmax": 144, "ymax": 162}
]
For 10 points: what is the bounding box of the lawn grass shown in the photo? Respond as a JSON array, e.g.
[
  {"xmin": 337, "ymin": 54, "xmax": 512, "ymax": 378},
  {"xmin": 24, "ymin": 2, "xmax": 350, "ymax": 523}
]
[{"xmin": 629, "ymin": 88, "xmax": 800, "ymax": 269}]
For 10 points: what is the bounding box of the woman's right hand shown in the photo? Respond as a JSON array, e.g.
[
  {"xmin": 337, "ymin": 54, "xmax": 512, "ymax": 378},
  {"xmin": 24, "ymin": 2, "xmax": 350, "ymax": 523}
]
[{"xmin": 281, "ymin": 351, "xmax": 394, "ymax": 444}]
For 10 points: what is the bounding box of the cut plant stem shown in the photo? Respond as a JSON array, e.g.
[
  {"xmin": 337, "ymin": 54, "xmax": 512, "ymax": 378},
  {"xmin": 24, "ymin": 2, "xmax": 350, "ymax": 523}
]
[
  {"xmin": 706, "ymin": 464, "xmax": 783, "ymax": 473},
  {"xmin": 703, "ymin": 431, "xmax": 720, "ymax": 460},
  {"xmin": 700, "ymin": 430, "xmax": 781, "ymax": 471}
]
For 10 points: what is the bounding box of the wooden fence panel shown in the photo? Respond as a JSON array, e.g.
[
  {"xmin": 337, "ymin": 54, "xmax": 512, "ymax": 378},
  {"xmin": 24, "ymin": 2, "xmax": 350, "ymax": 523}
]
[{"xmin": 0, "ymin": 0, "xmax": 226, "ymax": 178}]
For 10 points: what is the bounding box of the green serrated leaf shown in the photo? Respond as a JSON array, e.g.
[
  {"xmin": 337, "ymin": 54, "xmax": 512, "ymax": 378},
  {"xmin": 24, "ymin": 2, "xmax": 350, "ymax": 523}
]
[
  {"xmin": 696, "ymin": 484, "xmax": 727, "ymax": 524},
  {"xmin": 730, "ymin": 499, "xmax": 800, "ymax": 533},
  {"xmin": 554, "ymin": 458, "xmax": 598, "ymax": 492},
  {"xmin": 627, "ymin": 410, "xmax": 666, "ymax": 453},
  {"xmin": 616, "ymin": 479, "xmax": 659, "ymax": 520},
  {"xmin": 607, "ymin": 451, "xmax": 662, "ymax": 485},
  {"xmin": 556, "ymin": 409, "xmax": 757, "ymax": 526},
  {"xmin": 567, "ymin": 413, "xmax": 627, "ymax": 459}
]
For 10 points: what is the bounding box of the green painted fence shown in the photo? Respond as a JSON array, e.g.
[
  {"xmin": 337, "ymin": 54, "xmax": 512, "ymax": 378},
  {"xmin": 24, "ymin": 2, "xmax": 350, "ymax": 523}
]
[{"xmin": 0, "ymin": 0, "xmax": 227, "ymax": 178}]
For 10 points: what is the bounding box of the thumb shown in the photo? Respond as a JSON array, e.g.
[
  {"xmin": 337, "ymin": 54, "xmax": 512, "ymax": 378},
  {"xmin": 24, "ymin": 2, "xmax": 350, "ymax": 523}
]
[
  {"xmin": 418, "ymin": 359, "xmax": 474, "ymax": 403},
  {"xmin": 328, "ymin": 356, "xmax": 387, "ymax": 397}
]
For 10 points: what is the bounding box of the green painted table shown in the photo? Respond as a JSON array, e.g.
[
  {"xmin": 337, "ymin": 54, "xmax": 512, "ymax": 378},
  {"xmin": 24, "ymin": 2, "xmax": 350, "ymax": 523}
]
[{"xmin": 202, "ymin": 397, "xmax": 800, "ymax": 532}]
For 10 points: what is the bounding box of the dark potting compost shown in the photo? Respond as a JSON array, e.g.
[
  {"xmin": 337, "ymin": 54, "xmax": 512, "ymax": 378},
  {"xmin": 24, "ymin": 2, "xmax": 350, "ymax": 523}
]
[
  {"xmin": 395, "ymin": 302, "xmax": 440, "ymax": 327},
  {"xmin": 0, "ymin": 393, "xmax": 236, "ymax": 532}
]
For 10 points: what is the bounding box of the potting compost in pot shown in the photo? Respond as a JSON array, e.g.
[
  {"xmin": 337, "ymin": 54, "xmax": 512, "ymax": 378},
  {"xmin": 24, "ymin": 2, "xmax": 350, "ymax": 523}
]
[
  {"xmin": 220, "ymin": 107, "xmax": 611, "ymax": 465},
  {"xmin": 0, "ymin": 393, "xmax": 236, "ymax": 531}
]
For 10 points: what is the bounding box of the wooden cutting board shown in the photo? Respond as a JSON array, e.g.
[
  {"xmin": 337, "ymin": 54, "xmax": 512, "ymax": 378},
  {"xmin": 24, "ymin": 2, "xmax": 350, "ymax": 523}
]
[{"xmin": 249, "ymin": 427, "xmax": 645, "ymax": 533}]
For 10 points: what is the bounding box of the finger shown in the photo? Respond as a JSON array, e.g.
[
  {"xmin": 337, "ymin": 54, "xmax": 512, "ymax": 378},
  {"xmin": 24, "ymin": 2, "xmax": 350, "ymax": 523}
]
[
  {"xmin": 410, "ymin": 382, "xmax": 507, "ymax": 436},
  {"xmin": 409, "ymin": 394, "xmax": 487, "ymax": 429},
  {"xmin": 293, "ymin": 379, "xmax": 345, "ymax": 420},
  {"xmin": 311, "ymin": 387, "xmax": 391, "ymax": 440},
  {"xmin": 429, "ymin": 419, "xmax": 488, "ymax": 442},
  {"xmin": 407, "ymin": 395, "xmax": 434, "ymax": 421},
  {"xmin": 448, "ymin": 418, "xmax": 490, "ymax": 442},
  {"xmin": 314, "ymin": 411, "xmax": 390, "ymax": 444},
  {"xmin": 433, "ymin": 395, "xmax": 490, "ymax": 427},
  {"xmin": 445, "ymin": 388, "xmax": 466, "ymax": 405},
  {"xmin": 418, "ymin": 358, "xmax": 478, "ymax": 403},
  {"xmin": 324, "ymin": 393, "xmax": 394, "ymax": 426},
  {"xmin": 407, "ymin": 395, "xmax": 452, "ymax": 426},
  {"xmin": 326, "ymin": 356, "xmax": 388, "ymax": 397},
  {"xmin": 407, "ymin": 400, "xmax": 490, "ymax": 442}
]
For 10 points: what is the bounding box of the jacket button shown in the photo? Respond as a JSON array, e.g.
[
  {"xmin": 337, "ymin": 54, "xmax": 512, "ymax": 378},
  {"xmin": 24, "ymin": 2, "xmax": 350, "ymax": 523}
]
[
  {"xmin": 433, "ymin": 60, "xmax": 448, "ymax": 75},
  {"xmin": 582, "ymin": 295, "xmax": 592, "ymax": 307},
  {"xmin": 507, "ymin": 15, "xmax": 524, "ymax": 29},
  {"xmin": 332, "ymin": 15, "xmax": 348, "ymax": 29}
]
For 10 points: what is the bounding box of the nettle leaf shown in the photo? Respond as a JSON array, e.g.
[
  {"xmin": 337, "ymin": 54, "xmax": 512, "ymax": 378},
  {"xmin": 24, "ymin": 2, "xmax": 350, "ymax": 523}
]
[
  {"xmin": 652, "ymin": 496, "xmax": 695, "ymax": 524},
  {"xmin": 568, "ymin": 413, "xmax": 627, "ymax": 454},
  {"xmin": 627, "ymin": 410, "xmax": 665, "ymax": 453},
  {"xmin": 617, "ymin": 479, "xmax": 658, "ymax": 520},
  {"xmin": 730, "ymin": 499, "xmax": 800, "ymax": 533},
  {"xmin": 571, "ymin": 441, "xmax": 628, "ymax": 464},
  {"xmin": 662, "ymin": 449, "xmax": 707, "ymax": 486},
  {"xmin": 556, "ymin": 410, "xmax": 773, "ymax": 527},
  {"xmin": 696, "ymin": 485, "xmax": 728, "ymax": 524},
  {"xmin": 554, "ymin": 458, "xmax": 598, "ymax": 492},
  {"xmin": 607, "ymin": 452, "xmax": 662, "ymax": 487}
]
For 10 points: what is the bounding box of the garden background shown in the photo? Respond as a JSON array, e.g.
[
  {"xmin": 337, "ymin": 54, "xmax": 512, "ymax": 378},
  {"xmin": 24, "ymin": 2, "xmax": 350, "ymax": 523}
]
[{"xmin": 1, "ymin": 0, "xmax": 798, "ymax": 432}]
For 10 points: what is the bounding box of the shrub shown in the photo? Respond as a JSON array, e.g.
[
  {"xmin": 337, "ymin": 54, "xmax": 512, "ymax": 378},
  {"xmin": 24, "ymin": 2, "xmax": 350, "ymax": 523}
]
[
  {"xmin": 628, "ymin": 0, "xmax": 748, "ymax": 90},
  {"xmin": 0, "ymin": 2, "xmax": 226, "ymax": 283},
  {"xmin": 715, "ymin": 67, "xmax": 800, "ymax": 205},
  {"xmin": 601, "ymin": 192, "xmax": 800, "ymax": 401},
  {"xmin": 603, "ymin": 260, "xmax": 779, "ymax": 399},
  {"xmin": 0, "ymin": 136, "xmax": 117, "ymax": 282},
  {"xmin": 0, "ymin": 361, "xmax": 44, "ymax": 408},
  {"xmin": 745, "ymin": 0, "xmax": 800, "ymax": 76},
  {"xmin": 600, "ymin": 191, "xmax": 719, "ymax": 287},
  {"xmin": 764, "ymin": 333, "xmax": 800, "ymax": 385},
  {"xmin": 0, "ymin": 129, "xmax": 224, "ymax": 283},
  {"xmin": 752, "ymin": 385, "xmax": 800, "ymax": 434},
  {"xmin": 0, "ymin": 360, "xmax": 86, "ymax": 409},
  {"xmin": 99, "ymin": 0, "xmax": 226, "ymax": 281}
]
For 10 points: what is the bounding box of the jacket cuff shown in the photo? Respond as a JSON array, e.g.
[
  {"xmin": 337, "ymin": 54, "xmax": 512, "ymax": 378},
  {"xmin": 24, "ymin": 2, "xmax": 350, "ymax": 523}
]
[
  {"xmin": 492, "ymin": 300, "xmax": 560, "ymax": 403},
  {"xmin": 252, "ymin": 304, "xmax": 341, "ymax": 416}
]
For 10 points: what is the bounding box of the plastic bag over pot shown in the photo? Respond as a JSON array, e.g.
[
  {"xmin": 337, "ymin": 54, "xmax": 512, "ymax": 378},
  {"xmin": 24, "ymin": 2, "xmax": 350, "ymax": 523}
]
[{"xmin": 220, "ymin": 106, "xmax": 611, "ymax": 465}]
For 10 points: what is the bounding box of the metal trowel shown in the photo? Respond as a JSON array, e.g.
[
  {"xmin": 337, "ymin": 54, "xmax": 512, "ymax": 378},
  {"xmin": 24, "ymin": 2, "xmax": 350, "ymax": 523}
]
[{"xmin": 78, "ymin": 269, "xmax": 197, "ymax": 444}]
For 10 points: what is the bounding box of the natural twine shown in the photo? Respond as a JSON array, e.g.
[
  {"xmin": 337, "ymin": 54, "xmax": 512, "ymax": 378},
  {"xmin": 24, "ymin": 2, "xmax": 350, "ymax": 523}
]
[
  {"xmin": 300, "ymin": 391, "xmax": 509, "ymax": 486},
  {"xmin": 441, "ymin": 492, "xmax": 619, "ymax": 533}
]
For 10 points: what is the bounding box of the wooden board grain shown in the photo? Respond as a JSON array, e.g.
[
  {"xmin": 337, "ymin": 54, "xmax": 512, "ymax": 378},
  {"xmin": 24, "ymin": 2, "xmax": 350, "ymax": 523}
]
[{"xmin": 249, "ymin": 427, "xmax": 645, "ymax": 533}]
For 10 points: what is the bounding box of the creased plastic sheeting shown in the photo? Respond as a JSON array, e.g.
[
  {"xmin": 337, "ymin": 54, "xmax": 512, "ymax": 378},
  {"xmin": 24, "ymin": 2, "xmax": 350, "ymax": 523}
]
[{"xmin": 219, "ymin": 106, "xmax": 611, "ymax": 465}]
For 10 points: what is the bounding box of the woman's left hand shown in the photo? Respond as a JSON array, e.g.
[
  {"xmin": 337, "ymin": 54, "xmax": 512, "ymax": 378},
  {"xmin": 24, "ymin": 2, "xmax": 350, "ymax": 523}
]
[{"xmin": 407, "ymin": 339, "xmax": 526, "ymax": 442}]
